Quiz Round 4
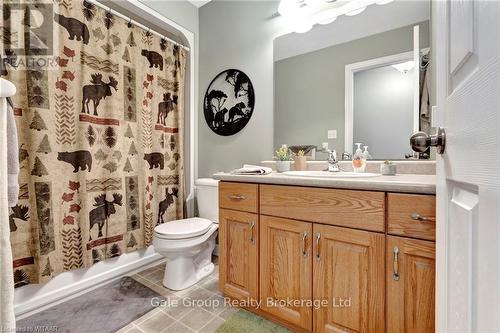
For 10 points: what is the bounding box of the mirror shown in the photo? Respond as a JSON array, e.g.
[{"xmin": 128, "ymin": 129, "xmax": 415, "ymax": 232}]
[{"xmin": 274, "ymin": 0, "xmax": 432, "ymax": 160}]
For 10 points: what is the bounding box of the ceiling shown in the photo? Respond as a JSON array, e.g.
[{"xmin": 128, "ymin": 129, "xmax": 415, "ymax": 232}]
[{"xmin": 187, "ymin": 0, "xmax": 211, "ymax": 8}]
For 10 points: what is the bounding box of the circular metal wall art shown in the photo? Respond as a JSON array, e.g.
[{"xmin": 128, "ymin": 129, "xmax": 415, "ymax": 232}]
[{"xmin": 203, "ymin": 69, "xmax": 255, "ymax": 136}]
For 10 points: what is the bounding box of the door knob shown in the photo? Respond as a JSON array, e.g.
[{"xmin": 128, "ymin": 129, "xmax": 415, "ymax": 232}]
[{"xmin": 410, "ymin": 127, "xmax": 446, "ymax": 154}]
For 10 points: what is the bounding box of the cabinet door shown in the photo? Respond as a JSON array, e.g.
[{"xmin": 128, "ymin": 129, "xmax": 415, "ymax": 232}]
[
  {"xmin": 260, "ymin": 215, "xmax": 313, "ymax": 331},
  {"xmin": 313, "ymin": 224, "xmax": 385, "ymax": 333},
  {"xmin": 386, "ymin": 236, "xmax": 435, "ymax": 333},
  {"xmin": 219, "ymin": 209, "xmax": 258, "ymax": 301}
]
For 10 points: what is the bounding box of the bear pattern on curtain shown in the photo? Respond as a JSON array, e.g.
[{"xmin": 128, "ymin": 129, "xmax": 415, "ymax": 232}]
[{"xmin": 2, "ymin": 0, "xmax": 186, "ymax": 286}]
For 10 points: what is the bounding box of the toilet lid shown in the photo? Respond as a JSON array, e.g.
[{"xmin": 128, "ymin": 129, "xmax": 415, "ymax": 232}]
[{"xmin": 154, "ymin": 217, "xmax": 213, "ymax": 239}]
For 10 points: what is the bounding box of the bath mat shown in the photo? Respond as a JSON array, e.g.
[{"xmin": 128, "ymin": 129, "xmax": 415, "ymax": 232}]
[
  {"xmin": 215, "ymin": 309, "xmax": 291, "ymax": 333},
  {"xmin": 17, "ymin": 277, "xmax": 164, "ymax": 333}
]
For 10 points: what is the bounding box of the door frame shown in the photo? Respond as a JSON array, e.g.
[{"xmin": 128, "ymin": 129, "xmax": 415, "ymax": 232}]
[{"xmin": 344, "ymin": 48, "xmax": 428, "ymax": 154}]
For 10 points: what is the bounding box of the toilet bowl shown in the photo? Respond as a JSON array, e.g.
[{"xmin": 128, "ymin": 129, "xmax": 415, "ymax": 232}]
[{"xmin": 153, "ymin": 178, "xmax": 219, "ymax": 290}]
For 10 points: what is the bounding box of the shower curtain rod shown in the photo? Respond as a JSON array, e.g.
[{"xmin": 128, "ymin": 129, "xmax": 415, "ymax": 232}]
[{"xmin": 86, "ymin": 0, "xmax": 190, "ymax": 51}]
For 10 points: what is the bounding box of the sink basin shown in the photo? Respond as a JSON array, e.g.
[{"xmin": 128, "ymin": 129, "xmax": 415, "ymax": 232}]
[{"xmin": 282, "ymin": 171, "xmax": 381, "ymax": 178}]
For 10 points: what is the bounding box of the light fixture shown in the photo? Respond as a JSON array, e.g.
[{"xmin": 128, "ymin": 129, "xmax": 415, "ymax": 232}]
[
  {"xmin": 345, "ymin": 6, "xmax": 366, "ymax": 16},
  {"xmin": 293, "ymin": 19, "xmax": 313, "ymax": 33},
  {"xmin": 279, "ymin": 0, "xmax": 313, "ymax": 33},
  {"xmin": 278, "ymin": 0, "xmax": 393, "ymax": 33},
  {"xmin": 392, "ymin": 61, "xmax": 415, "ymax": 74},
  {"xmin": 316, "ymin": 10, "xmax": 337, "ymax": 25},
  {"xmin": 317, "ymin": 16, "xmax": 337, "ymax": 25}
]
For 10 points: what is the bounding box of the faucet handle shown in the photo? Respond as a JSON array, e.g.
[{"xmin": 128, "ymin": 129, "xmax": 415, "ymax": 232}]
[
  {"xmin": 327, "ymin": 149, "xmax": 337, "ymax": 160},
  {"xmin": 341, "ymin": 152, "xmax": 352, "ymax": 160}
]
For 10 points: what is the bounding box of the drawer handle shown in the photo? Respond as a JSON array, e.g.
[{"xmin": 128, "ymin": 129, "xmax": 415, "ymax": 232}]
[
  {"xmin": 315, "ymin": 233, "xmax": 321, "ymax": 261},
  {"xmin": 393, "ymin": 246, "xmax": 400, "ymax": 281},
  {"xmin": 411, "ymin": 213, "xmax": 435, "ymax": 222},
  {"xmin": 228, "ymin": 194, "xmax": 247, "ymax": 201},
  {"xmin": 249, "ymin": 221, "xmax": 255, "ymax": 244},
  {"xmin": 301, "ymin": 232, "xmax": 308, "ymax": 257}
]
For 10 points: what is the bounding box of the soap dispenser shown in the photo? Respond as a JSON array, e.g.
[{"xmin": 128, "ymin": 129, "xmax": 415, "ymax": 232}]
[
  {"xmin": 352, "ymin": 143, "xmax": 366, "ymax": 173},
  {"xmin": 363, "ymin": 146, "xmax": 372, "ymax": 160}
]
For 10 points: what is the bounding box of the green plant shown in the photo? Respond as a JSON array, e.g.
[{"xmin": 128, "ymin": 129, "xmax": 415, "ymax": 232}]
[
  {"xmin": 296, "ymin": 150, "xmax": 305, "ymax": 157},
  {"xmin": 274, "ymin": 147, "xmax": 294, "ymax": 161},
  {"xmin": 384, "ymin": 160, "xmax": 394, "ymax": 165}
]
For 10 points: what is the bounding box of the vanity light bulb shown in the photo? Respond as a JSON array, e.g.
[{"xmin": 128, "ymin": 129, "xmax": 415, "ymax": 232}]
[
  {"xmin": 294, "ymin": 20, "xmax": 313, "ymax": 33},
  {"xmin": 278, "ymin": 0, "xmax": 297, "ymax": 16},
  {"xmin": 345, "ymin": 7, "xmax": 366, "ymax": 16},
  {"xmin": 317, "ymin": 15, "xmax": 337, "ymax": 25}
]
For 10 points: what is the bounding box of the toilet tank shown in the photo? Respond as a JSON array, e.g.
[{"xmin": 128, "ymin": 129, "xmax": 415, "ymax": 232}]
[{"xmin": 195, "ymin": 178, "xmax": 219, "ymax": 223}]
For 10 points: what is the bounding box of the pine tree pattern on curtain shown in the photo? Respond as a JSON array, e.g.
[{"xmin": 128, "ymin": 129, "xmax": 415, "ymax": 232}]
[{"xmin": 3, "ymin": 0, "xmax": 186, "ymax": 286}]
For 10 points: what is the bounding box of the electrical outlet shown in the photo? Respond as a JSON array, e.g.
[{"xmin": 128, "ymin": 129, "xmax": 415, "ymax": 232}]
[{"xmin": 328, "ymin": 130, "xmax": 337, "ymax": 139}]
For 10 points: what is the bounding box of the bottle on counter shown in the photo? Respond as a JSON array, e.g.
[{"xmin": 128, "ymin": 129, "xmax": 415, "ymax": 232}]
[
  {"xmin": 363, "ymin": 146, "xmax": 372, "ymax": 160},
  {"xmin": 352, "ymin": 143, "xmax": 366, "ymax": 173}
]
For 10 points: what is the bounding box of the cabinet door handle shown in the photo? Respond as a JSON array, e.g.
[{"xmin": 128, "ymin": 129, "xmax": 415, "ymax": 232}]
[
  {"xmin": 228, "ymin": 194, "xmax": 246, "ymax": 201},
  {"xmin": 393, "ymin": 246, "xmax": 400, "ymax": 281},
  {"xmin": 249, "ymin": 221, "xmax": 255, "ymax": 244},
  {"xmin": 315, "ymin": 233, "xmax": 321, "ymax": 261},
  {"xmin": 301, "ymin": 232, "xmax": 308, "ymax": 257},
  {"xmin": 411, "ymin": 213, "xmax": 435, "ymax": 222}
]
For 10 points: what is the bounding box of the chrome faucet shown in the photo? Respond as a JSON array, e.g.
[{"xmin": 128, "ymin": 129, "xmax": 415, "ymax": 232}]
[{"xmin": 325, "ymin": 149, "xmax": 341, "ymax": 172}]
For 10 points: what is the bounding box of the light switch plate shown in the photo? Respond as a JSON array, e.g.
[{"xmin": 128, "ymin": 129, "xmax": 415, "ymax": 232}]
[{"xmin": 327, "ymin": 130, "xmax": 337, "ymax": 139}]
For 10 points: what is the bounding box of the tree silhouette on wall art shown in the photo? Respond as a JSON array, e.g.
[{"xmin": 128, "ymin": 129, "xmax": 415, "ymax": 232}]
[{"xmin": 203, "ymin": 69, "xmax": 255, "ymax": 136}]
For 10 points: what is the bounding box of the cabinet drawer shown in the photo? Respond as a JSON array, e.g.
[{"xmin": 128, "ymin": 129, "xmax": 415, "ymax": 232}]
[
  {"xmin": 219, "ymin": 182, "xmax": 258, "ymax": 213},
  {"xmin": 387, "ymin": 193, "xmax": 436, "ymax": 241},
  {"xmin": 260, "ymin": 185, "xmax": 385, "ymax": 232}
]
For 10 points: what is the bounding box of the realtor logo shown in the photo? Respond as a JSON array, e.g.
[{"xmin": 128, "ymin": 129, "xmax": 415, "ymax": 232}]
[{"xmin": 1, "ymin": 1, "xmax": 56, "ymax": 71}]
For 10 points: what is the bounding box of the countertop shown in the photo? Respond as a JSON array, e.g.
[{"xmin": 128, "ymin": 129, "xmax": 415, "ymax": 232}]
[{"xmin": 213, "ymin": 172, "xmax": 436, "ymax": 194}]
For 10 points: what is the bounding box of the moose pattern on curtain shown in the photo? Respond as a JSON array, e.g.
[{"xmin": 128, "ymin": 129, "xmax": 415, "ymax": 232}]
[{"xmin": 3, "ymin": 1, "xmax": 186, "ymax": 286}]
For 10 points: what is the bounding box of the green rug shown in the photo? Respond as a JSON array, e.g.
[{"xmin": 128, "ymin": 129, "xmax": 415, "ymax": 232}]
[{"xmin": 215, "ymin": 309, "xmax": 291, "ymax": 333}]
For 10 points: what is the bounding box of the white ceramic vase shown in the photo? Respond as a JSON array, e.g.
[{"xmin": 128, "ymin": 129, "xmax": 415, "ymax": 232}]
[
  {"xmin": 380, "ymin": 164, "xmax": 397, "ymax": 175},
  {"xmin": 275, "ymin": 161, "xmax": 291, "ymax": 173}
]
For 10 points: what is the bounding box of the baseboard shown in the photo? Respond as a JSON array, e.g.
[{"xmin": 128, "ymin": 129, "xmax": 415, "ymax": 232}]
[{"xmin": 15, "ymin": 247, "xmax": 164, "ymax": 319}]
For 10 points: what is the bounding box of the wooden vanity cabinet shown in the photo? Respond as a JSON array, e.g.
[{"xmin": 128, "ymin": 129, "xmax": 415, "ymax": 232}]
[
  {"xmin": 386, "ymin": 236, "xmax": 435, "ymax": 333},
  {"xmin": 260, "ymin": 215, "xmax": 313, "ymax": 331},
  {"xmin": 219, "ymin": 208, "xmax": 259, "ymax": 302},
  {"xmin": 313, "ymin": 224, "xmax": 385, "ymax": 333},
  {"xmin": 218, "ymin": 182, "xmax": 436, "ymax": 333},
  {"xmin": 386, "ymin": 193, "xmax": 436, "ymax": 333},
  {"xmin": 260, "ymin": 185, "xmax": 386, "ymax": 232}
]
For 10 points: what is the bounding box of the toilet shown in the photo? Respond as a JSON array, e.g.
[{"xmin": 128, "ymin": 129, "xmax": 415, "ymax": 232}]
[{"xmin": 153, "ymin": 178, "xmax": 219, "ymax": 290}]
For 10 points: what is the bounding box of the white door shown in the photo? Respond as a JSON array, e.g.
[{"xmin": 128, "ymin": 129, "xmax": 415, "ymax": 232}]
[{"xmin": 435, "ymin": 1, "xmax": 500, "ymax": 332}]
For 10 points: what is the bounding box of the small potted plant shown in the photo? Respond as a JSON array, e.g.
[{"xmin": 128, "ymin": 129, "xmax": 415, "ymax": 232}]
[
  {"xmin": 294, "ymin": 150, "xmax": 307, "ymax": 171},
  {"xmin": 380, "ymin": 160, "xmax": 397, "ymax": 175},
  {"xmin": 274, "ymin": 147, "xmax": 294, "ymax": 173}
]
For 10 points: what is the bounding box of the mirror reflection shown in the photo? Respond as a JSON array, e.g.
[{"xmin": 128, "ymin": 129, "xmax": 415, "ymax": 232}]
[{"xmin": 274, "ymin": 0, "xmax": 432, "ymax": 160}]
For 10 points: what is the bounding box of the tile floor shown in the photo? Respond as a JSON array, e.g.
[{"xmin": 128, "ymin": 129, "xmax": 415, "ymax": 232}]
[{"xmin": 116, "ymin": 262, "xmax": 238, "ymax": 333}]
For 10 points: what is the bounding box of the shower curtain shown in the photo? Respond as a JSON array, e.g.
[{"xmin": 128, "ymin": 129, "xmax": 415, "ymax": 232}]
[{"xmin": 2, "ymin": 0, "xmax": 186, "ymax": 285}]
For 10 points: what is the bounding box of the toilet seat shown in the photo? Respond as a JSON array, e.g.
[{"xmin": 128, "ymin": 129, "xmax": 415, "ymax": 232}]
[{"xmin": 154, "ymin": 217, "xmax": 213, "ymax": 240}]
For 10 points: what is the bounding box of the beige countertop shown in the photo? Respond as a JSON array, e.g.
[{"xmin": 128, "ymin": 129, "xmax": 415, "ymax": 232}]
[{"xmin": 213, "ymin": 172, "xmax": 436, "ymax": 194}]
